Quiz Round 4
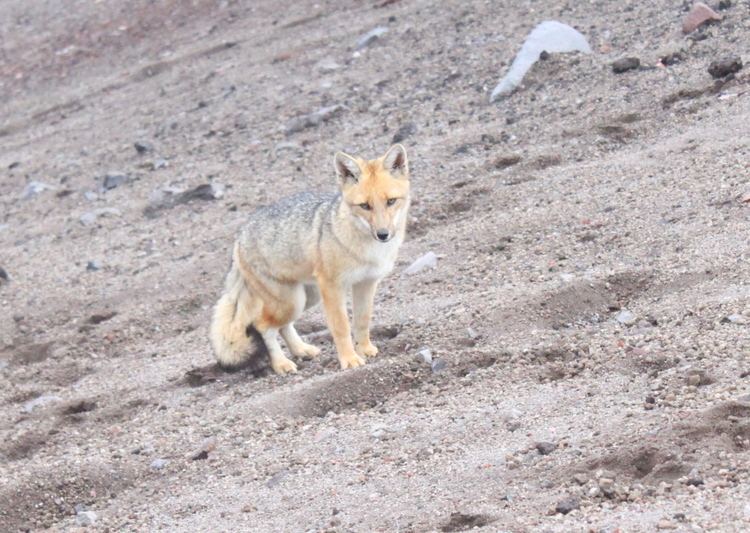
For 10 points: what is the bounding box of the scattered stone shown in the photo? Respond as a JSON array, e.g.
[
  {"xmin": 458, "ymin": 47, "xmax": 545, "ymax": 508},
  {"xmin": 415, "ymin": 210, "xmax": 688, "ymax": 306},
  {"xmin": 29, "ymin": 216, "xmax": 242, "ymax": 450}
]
[
  {"xmin": 284, "ymin": 105, "xmax": 345, "ymax": 135},
  {"xmin": 721, "ymin": 313, "xmax": 747, "ymax": 324},
  {"xmin": 490, "ymin": 154, "xmax": 522, "ymax": 169},
  {"xmin": 718, "ymin": 0, "xmax": 732, "ymax": 9},
  {"xmin": 615, "ymin": 309, "xmax": 637, "ymax": 326},
  {"xmin": 441, "ymin": 512, "xmax": 493, "ymax": 532},
  {"xmin": 84, "ymin": 191, "xmax": 99, "ymax": 201},
  {"xmin": 76, "ymin": 510, "xmax": 97, "ymax": 527},
  {"xmin": 572, "ymin": 473, "xmax": 588, "ymax": 485},
  {"xmin": 535, "ymin": 441, "xmax": 557, "ymax": 455},
  {"xmin": 0, "ymin": 266, "xmax": 8, "ymax": 284},
  {"xmin": 134, "ymin": 141, "xmax": 154, "ymax": 154},
  {"xmin": 241, "ymin": 503, "xmax": 256, "ymax": 513},
  {"xmin": 266, "ymin": 469, "xmax": 289, "ymax": 488},
  {"xmin": 102, "ymin": 172, "xmax": 128, "ymax": 190},
  {"xmin": 145, "ymin": 183, "xmax": 225, "ymax": 218},
  {"xmin": 191, "ymin": 436, "xmax": 217, "ymax": 460},
  {"xmin": 686, "ymin": 475, "xmax": 704, "ymax": 486},
  {"xmin": 598, "ymin": 477, "xmax": 615, "ymax": 497},
  {"xmin": 682, "ymin": 2, "xmax": 722, "ymax": 34},
  {"xmin": 612, "ymin": 57, "xmax": 640, "ymax": 73},
  {"xmin": 23, "ymin": 394, "xmax": 63, "ymax": 413},
  {"xmin": 656, "ymin": 519, "xmax": 677, "ymax": 530},
  {"xmin": 708, "ymin": 57, "xmax": 742, "ymax": 79},
  {"xmin": 685, "ymin": 369, "xmax": 715, "ymax": 386},
  {"xmin": 555, "ymin": 496, "xmax": 580, "ymax": 515},
  {"xmin": 8, "ymin": 161, "xmax": 20, "ymax": 170},
  {"xmin": 150, "ymin": 458, "xmax": 169, "ymax": 470},
  {"xmin": 490, "ymin": 21, "xmax": 591, "ymax": 101},
  {"xmin": 404, "ymin": 251, "xmax": 438, "ymax": 275},
  {"xmin": 741, "ymin": 191, "xmax": 750, "ymax": 204},
  {"xmin": 355, "ymin": 27, "xmax": 388, "ymax": 50},
  {"xmin": 316, "ymin": 57, "xmax": 341, "ymax": 73},
  {"xmin": 177, "ymin": 183, "xmax": 225, "ymax": 203},
  {"xmin": 431, "ymin": 359, "xmax": 447, "ymax": 373},
  {"xmin": 79, "ymin": 207, "xmax": 121, "ymax": 226},
  {"xmin": 392, "ymin": 122, "xmax": 417, "ymax": 143},
  {"xmin": 86, "ymin": 261, "xmax": 101, "ymax": 272},
  {"xmin": 21, "ymin": 181, "xmax": 54, "ymax": 199},
  {"xmin": 417, "ymin": 348, "xmax": 433, "ymax": 364},
  {"xmin": 88, "ymin": 311, "xmax": 117, "ymax": 325}
]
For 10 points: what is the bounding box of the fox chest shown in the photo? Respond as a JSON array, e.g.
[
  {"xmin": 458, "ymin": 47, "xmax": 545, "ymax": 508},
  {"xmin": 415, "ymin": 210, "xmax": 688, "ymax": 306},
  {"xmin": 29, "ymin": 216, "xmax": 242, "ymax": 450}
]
[{"xmin": 342, "ymin": 240, "xmax": 400, "ymax": 285}]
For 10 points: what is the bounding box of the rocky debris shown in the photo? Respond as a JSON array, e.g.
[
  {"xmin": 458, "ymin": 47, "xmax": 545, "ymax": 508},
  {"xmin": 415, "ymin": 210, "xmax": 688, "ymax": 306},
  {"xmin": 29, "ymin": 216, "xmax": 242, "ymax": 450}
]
[
  {"xmin": 316, "ymin": 57, "xmax": 341, "ymax": 72},
  {"xmin": 708, "ymin": 57, "xmax": 742, "ymax": 79},
  {"xmin": 23, "ymin": 394, "xmax": 63, "ymax": 413},
  {"xmin": 682, "ymin": 2, "xmax": 722, "ymax": 34},
  {"xmin": 490, "ymin": 21, "xmax": 591, "ymax": 101},
  {"xmin": 417, "ymin": 348, "xmax": 433, "ymax": 364},
  {"xmin": 440, "ymin": 512, "xmax": 492, "ymax": 532},
  {"xmin": 102, "ymin": 172, "xmax": 128, "ymax": 190},
  {"xmin": 685, "ymin": 369, "xmax": 715, "ymax": 386},
  {"xmin": 150, "ymin": 458, "xmax": 169, "ymax": 470},
  {"xmin": 355, "ymin": 27, "xmax": 388, "ymax": 50},
  {"xmin": 88, "ymin": 311, "xmax": 117, "ymax": 325},
  {"xmin": 721, "ymin": 313, "xmax": 747, "ymax": 324},
  {"xmin": 656, "ymin": 519, "xmax": 677, "ymax": 530},
  {"xmin": 0, "ymin": 266, "xmax": 8, "ymax": 284},
  {"xmin": 615, "ymin": 309, "xmax": 637, "ymax": 326},
  {"xmin": 79, "ymin": 207, "xmax": 121, "ymax": 226},
  {"xmin": 612, "ymin": 57, "xmax": 640, "ymax": 73},
  {"xmin": 21, "ymin": 181, "xmax": 54, "ymax": 199},
  {"xmin": 284, "ymin": 105, "xmax": 345, "ymax": 135},
  {"xmin": 145, "ymin": 183, "xmax": 225, "ymax": 218},
  {"xmin": 741, "ymin": 191, "xmax": 750, "ymax": 204},
  {"xmin": 535, "ymin": 441, "xmax": 557, "ymax": 455},
  {"xmin": 431, "ymin": 359, "xmax": 448, "ymax": 373},
  {"xmin": 554, "ymin": 496, "xmax": 580, "ymax": 515},
  {"xmin": 134, "ymin": 141, "xmax": 154, "ymax": 154},
  {"xmin": 76, "ymin": 510, "xmax": 97, "ymax": 527},
  {"xmin": 392, "ymin": 122, "xmax": 417, "ymax": 143},
  {"xmin": 489, "ymin": 154, "xmax": 522, "ymax": 169},
  {"xmin": 86, "ymin": 260, "xmax": 101, "ymax": 272},
  {"xmin": 190, "ymin": 436, "xmax": 217, "ymax": 460},
  {"xmin": 404, "ymin": 251, "xmax": 438, "ymax": 275}
]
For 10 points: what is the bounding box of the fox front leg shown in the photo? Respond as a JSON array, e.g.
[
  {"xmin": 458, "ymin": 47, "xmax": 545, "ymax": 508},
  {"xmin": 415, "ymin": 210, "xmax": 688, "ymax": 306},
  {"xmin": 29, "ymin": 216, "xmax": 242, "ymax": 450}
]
[
  {"xmin": 317, "ymin": 277, "xmax": 365, "ymax": 370},
  {"xmin": 352, "ymin": 280, "xmax": 379, "ymax": 357}
]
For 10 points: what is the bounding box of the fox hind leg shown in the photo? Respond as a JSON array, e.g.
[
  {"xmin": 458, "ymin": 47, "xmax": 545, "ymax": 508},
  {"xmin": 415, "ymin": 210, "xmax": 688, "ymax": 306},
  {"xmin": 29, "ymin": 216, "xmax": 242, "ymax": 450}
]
[
  {"xmin": 260, "ymin": 327, "xmax": 297, "ymax": 375},
  {"xmin": 281, "ymin": 323, "xmax": 321, "ymax": 359}
]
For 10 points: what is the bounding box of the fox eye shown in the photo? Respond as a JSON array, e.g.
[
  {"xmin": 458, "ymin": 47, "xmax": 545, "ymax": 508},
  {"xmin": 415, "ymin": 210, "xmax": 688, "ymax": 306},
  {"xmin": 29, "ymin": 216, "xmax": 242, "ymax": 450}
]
[
  {"xmin": 359, "ymin": 202, "xmax": 371, "ymax": 210},
  {"xmin": 386, "ymin": 198, "xmax": 397, "ymax": 207}
]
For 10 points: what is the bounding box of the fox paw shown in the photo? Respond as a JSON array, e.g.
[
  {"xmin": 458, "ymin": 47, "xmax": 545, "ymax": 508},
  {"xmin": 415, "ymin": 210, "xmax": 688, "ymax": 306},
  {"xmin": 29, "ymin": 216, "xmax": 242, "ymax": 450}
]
[
  {"xmin": 355, "ymin": 341, "xmax": 379, "ymax": 358},
  {"xmin": 290, "ymin": 342, "xmax": 321, "ymax": 360},
  {"xmin": 271, "ymin": 356, "xmax": 298, "ymax": 375},
  {"xmin": 339, "ymin": 353, "xmax": 366, "ymax": 370}
]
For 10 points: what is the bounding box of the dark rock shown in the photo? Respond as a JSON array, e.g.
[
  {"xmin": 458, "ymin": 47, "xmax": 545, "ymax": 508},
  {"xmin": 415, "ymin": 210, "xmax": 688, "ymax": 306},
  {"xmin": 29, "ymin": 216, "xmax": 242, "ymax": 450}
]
[
  {"xmin": 708, "ymin": 57, "xmax": 742, "ymax": 79},
  {"xmin": 660, "ymin": 52, "xmax": 684, "ymax": 66},
  {"xmin": 441, "ymin": 512, "xmax": 493, "ymax": 532},
  {"xmin": 392, "ymin": 122, "xmax": 417, "ymax": 143},
  {"xmin": 86, "ymin": 261, "xmax": 101, "ymax": 272},
  {"xmin": 0, "ymin": 266, "xmax": 8, "ymax": 284},
  {"xmin": 536, "ymin": 441, "xmax": 557, "ymax": 455},
  {"xmin": 103, "ymin": 172, "xmax": 128, "ymax": 190},
  {"xmin": 284, "ymin": 105, "xmax": 345, "ymax": 135},
  {"xmin": 88, "ymin": 311, "xmax": 117, "ymax": 325},
  {"xmin": 191, "ymin": 450, "xmax": 209, "ymax": 461},
  {"xmin": 490, "ymin": 154, "xmax": 521, "ymax": 169},
  {"xmin": 555, "ymin": 496, "xmax": 580, "ymax": 515},
  {"xmin": 176, "ymin": 184, "xmax": 223, "ymax": 203},
  {"xmin": 718, "ymin": 0, "xmax": 731, "ymax": 9},
  {"xmin": 686, "ymin": 476, "xmax": 704, "ymax": 486},
  {"xmin": 612, "ymin": 57, "xmax": 640, "ymax": 73},
  {"xmin": 134, "ymin": 141, "xmax": 154, "ymax": 154}
]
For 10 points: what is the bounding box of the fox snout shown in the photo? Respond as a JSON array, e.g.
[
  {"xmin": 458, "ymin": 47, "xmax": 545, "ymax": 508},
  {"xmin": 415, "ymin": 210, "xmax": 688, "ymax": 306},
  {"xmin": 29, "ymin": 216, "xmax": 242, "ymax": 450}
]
[{"xmin": 375, "ymin": 229, "xmax": 391, "ymax": 242}]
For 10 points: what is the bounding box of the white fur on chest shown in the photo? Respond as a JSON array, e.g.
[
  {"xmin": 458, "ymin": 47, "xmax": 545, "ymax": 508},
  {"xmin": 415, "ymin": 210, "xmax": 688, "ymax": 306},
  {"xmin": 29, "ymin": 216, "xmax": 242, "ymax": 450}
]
[{"xmin": 344, "ymin": 237, "xmax": 401, "ymax": 285}]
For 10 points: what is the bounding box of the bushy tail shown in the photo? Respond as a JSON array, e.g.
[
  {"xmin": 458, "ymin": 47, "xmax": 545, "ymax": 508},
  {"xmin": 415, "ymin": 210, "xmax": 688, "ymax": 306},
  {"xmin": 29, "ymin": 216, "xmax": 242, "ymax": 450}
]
[{"xmin": 209, "ymin": 244, "xmax": 265, "ymax": 369}]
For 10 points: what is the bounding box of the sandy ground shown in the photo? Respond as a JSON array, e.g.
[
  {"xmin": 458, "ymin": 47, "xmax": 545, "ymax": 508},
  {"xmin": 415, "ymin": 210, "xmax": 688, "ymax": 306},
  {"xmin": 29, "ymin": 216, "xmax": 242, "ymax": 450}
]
[{"xmin": 1, "ymin": 0, "xmax": 749, "ymax": 531}]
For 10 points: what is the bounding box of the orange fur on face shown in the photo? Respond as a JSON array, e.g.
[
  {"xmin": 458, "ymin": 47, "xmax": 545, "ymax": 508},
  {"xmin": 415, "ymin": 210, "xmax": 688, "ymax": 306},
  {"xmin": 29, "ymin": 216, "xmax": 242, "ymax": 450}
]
[{"xmin": 342, "ymin": 158, "xmax": 410, "ymax": 239}]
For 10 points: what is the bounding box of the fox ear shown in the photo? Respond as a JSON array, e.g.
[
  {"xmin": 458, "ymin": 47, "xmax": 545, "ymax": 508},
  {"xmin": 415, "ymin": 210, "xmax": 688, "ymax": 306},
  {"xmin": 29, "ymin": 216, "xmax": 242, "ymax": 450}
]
[
  {"xmin": 383, "ymin": 144, "xmax": 408, "ymax": 179},
  {"xmin": 334, "ymin": 152, "xmax": 361, "ymax": 187}
]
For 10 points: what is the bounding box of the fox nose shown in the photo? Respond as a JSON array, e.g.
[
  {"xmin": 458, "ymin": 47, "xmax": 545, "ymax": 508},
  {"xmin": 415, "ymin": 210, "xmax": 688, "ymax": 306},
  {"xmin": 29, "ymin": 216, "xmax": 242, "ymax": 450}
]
[{"xmin": 376, "ymin": 229, "xmax": 390, "ymax": 242}]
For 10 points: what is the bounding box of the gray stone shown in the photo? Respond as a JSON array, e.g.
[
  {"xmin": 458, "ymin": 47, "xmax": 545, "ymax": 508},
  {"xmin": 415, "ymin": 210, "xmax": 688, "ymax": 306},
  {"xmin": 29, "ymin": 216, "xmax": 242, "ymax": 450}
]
[
  {"xmin": 76, "ymin": 510, "xmax": 97, "ymax": 527},
  {"xmin": 23, "ymin": 394, "xmax": 63, "ymax": 413},
  {"xmin": 404, "ymin": 251, "xmax": 438, "ymax": 275},
  {"xmin": 150, "ymin": 458, "xmax": 169, "ymax": 470},
  {"xmin": 356, "ymin": 27, "xmax": 388, "ymax": 50},
  {"xmin": 615, "ymin": 309, "xmax": 637, "ymax": 326},
  {"xmin": 284, "ymin": 105, "xmax": 345, "ymax": 135},
  {"xmin": 535, "ymin": 441, "xmax": 557, "ymax": 455},
  {"xmin": 417, "ymin": 348, "xmax": 433, "ymax": 364},
  {"xmin": 612, "ymin": 57, "xmax": 640, "ymax": 73},
  {"xmin": 555, "ymin": 496, "xmax": 580, "ymax": 514},
  {"xmin": 431, "ymin": 359, "xmax": 447, "ymax": 373},
  {"xmin": 134, "ymin": 141, "xmax": 154, "ymax": 154},
  {"xmin": 86, "ymin": 261, "xmax": 101, "ymax": 272},
  {"xmin": 21, "ymin": 181, "xmax": 54, "ymax": 199},
  {"xmin": 79, "ymin": 207, "xmax": 121, "ymax": 226},
  {"xmin": 708, "ymin": 57, "xmax": 742, "ymax": 79},
  {"xmin": 103, "ymin": 172, "xmax": 128, "ymax": 190},
  {"xmin": 392, "ymin": 122, "xmax": 417, "ymax": 143}
]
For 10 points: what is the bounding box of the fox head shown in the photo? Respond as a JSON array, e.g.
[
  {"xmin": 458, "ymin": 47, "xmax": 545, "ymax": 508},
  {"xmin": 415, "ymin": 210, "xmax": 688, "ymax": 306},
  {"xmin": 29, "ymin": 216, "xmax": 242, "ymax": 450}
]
[{"xmin": 334, "ymin": 144, "xmax": 410, "ymax": 243}]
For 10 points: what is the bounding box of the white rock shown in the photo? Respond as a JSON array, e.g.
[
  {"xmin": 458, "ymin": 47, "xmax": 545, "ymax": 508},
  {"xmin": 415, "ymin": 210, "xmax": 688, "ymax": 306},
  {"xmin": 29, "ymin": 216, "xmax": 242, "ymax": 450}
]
[
  {"xmin": 23, "ymin": 394, "xmax": 63, "ymax": 413},
  {"xmin": 76, "ymin": 510, "xmax": 97, "ymax": 527},
  {"xmin": 79, "ymin": 207, "xmax": 122, "ymax": 226},
  {"xmin": 616, "ymin": 309, "xmax": 637, "ymax": 326},
  {"xmin": 404, "ymin": 251, "xmax": 438, "ymax": 275},
  {"xmin": 490, "ymin": 21, "xmax": 591, "ymax": 101},
  {"xmin": 21, "ymin": 181, "xmax": 55, "ymax": 199},
  {"xmin": 418, "ymin": 348, "xmax": 433, "ymax": 364},
  {"xmin": 356, "ymin": 27, "xmax": 388, "ymax": 50}
]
